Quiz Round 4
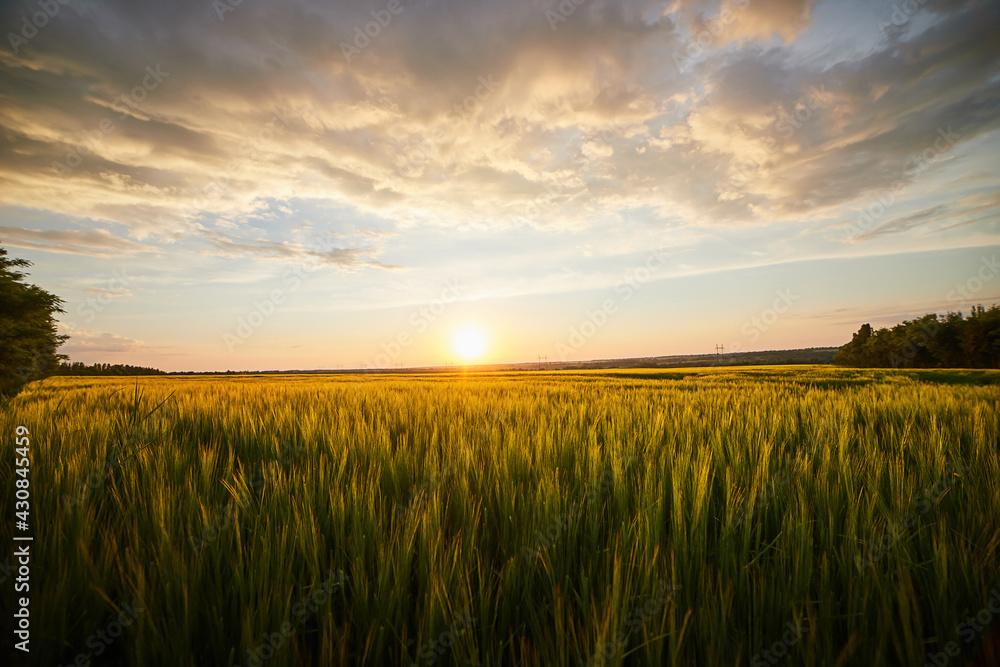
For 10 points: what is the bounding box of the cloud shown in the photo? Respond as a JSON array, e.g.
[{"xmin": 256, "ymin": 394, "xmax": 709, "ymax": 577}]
[
  {"xmin": 84, "ymin": 286, "xmax": 133, "ymax": 298},
  {"xmin": 723, "ymin": 0, "xmax": 813, "ymax": 44},
  {"xmin": 582, "ymin": 140, "xmax": 614, "ymax": 158},
  {"xmin": 196, "ymin": 229, "xmax": 404, "ymax": 270},
  {"xmin": 673, "ymin": 0, "xmax": 814, "ymax": 47},
  {"xmin": 57, "ymin": 324, "xmax": 144, "ymax": 354},
  {"xmin": 854, "ymin": 190, "xmax": 1000, "ymax": 241},
  {"xmin": 0, "ymin": 226, "xmax": 159, "ymax": 256},
  {"xmin": 634, "ymin": 1, "xmax": 1000, "ymax": 227},
  {"xmin": 0, "ymin": 0, "xmax": 995, "ymax": 260}
]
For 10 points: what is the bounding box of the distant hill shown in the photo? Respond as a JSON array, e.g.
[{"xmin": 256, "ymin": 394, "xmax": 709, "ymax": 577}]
[
  {"xmin": 565, "ymin": 347, "xmax": 838, "ymax": 371},
  {"xmin": 181, "ymin": 347, "xmax": 839, "ymax": 375},
  {"xmin": 462, "ymin": 347, "xmax": 839, "ymax": 372}
]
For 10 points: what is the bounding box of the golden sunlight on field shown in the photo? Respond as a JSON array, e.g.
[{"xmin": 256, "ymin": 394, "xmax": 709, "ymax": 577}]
[{"xmin": 4, "ymin": 366, "xmax": 999, "ymax": 665}]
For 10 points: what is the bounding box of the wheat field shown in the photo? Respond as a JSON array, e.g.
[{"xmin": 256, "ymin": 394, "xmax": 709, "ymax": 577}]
[{"xmin": 2, "ymin": 366, "xmax": 998, "ymax": 666}]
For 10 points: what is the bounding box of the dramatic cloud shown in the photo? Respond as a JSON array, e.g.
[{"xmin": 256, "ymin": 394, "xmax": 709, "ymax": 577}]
[
  {"xmin": 2, "ymin": 0, "xmax": 996, "ymax": 245},
  {"xmin": 1, "ymin": 0, "xmax": 998, "ymax": 369}
]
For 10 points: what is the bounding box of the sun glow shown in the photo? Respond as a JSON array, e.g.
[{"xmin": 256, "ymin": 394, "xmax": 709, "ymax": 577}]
[{"xmin": 453, "ymin": 326, "xmax": 487, "ymax": 361}]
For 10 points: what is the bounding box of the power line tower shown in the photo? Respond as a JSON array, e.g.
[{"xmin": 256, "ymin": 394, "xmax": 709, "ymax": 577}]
[{"xmin": 715, "ymin": 344, "xmax": 725, "ymax": 364}]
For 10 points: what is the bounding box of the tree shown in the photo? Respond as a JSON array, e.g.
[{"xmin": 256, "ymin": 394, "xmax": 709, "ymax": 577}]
[
  {"xmin": 961, "ymin": 305, "xmax": 1000, "ymax": 368},
  {"xmin": 0, "ymin": 243, "xmax": 68, "ymax": 397},
  {"xmin": 925, "ymin": 312, "xmax": 965, "ymax": 368},
  {"xmin": 833, "ymin": 323, "xmax": 873, "ymax": 366},
  {"xmin": 833, "ymin": 306, "xmax": 1000, "ymax": 369}
]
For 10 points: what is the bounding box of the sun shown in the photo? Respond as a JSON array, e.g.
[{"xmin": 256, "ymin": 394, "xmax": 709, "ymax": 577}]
[{"xmin": 453, "ymin": 326, "xmax": 487, "ymax": 361}]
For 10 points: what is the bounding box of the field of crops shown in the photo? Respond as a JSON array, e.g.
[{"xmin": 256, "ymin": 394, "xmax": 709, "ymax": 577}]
[{"xmin": 2, "ymin": 366, "xmax": 999, "ymax": 666}]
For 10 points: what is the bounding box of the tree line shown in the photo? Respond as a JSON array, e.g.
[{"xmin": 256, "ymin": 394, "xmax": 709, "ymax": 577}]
[
  {"xmin": 56, "ymin": 362, "xmax": 165, "ymax": 376},
  {"xmin": 833, "ymin": 305, "xmax": 1000, "ymax": 369}
]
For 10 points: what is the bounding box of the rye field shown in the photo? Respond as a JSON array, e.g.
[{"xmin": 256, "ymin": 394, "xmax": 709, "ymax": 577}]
[{"xmin": 2, "ymin": 366, "xmax": 999, "ymax": 666}]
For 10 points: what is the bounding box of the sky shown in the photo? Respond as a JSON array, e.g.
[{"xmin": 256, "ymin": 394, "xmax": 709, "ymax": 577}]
[{"xmin": 1, "ymin": 0, "xmax": 998, "ymax": 371}]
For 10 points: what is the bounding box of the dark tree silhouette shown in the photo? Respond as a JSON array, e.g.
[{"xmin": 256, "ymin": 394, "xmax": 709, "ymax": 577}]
[
  {"xmin": 834, "ymin": 306, "xmax": 1000, "ymax": 369},
  {"xmin": 835, "ymin": 323, "xmax": 873, "ymax": 367},
  {"xmin": 56, "ymin": 362, "xmax": 164, "ymax": 376},
  {"xmin": 0, "ymin": 243, "xmax": 68, "ymax": 397}
]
